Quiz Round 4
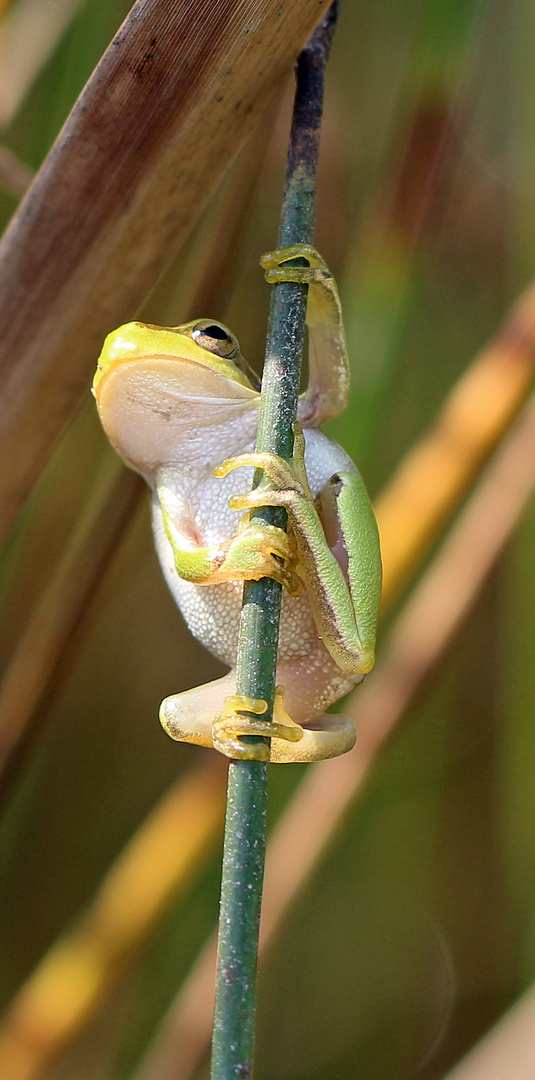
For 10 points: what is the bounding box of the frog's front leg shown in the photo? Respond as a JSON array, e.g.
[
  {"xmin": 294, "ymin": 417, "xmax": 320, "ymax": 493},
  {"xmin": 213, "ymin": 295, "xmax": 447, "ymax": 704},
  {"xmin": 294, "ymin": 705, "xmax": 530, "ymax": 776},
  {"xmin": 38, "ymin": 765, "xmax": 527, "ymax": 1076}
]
[
  {"xmin": 160, "ymin": 668, "xmax": 357, "ymax": 763},
  {"xmin": 215, "ymin": 425, "xmax": 382, "ymax": 680},
  {"xmin": 156, "ymin": 470, "xmax": 300, "ymax": 596}
]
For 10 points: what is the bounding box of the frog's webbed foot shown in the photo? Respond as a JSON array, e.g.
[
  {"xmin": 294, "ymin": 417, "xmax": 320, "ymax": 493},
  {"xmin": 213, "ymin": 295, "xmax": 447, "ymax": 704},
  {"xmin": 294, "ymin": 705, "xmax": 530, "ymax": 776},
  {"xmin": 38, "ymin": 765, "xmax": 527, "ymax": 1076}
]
[
  {"xmin": 160, "ymin": 678, "xmax": 356, "ymax": 763},
  {"xmin": 219, "ymin": 516, "xmax": 301, "ymax": 595},
  {"xmin": 260, "ymin": 244, "xmax": 335, "ymax": 293},
  {"xmin": 212, "ymin": 688, "xmax": 304, "ymax": 761},
  {"xmin": 213, "ymin": 689, "xmax": 357, "ymax": 763},
  {"xmin": 215, "ymin": 423, "xmax": 312, "ymax": 520},
  {"xmin": 161, "ymin": 684, "xmax": 305, "ymax": 762},
  {"xmin": 213, "ymin": 425, "xmax": 311, "ymax": 595}
]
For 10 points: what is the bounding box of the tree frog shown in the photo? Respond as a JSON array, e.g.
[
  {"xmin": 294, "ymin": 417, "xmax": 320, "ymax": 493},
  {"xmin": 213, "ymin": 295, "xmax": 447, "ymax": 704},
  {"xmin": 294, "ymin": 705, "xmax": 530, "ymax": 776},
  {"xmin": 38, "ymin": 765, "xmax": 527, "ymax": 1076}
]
[{"xmin": 93, "ymin": 246, "xmax": 382, "ymax": 763}]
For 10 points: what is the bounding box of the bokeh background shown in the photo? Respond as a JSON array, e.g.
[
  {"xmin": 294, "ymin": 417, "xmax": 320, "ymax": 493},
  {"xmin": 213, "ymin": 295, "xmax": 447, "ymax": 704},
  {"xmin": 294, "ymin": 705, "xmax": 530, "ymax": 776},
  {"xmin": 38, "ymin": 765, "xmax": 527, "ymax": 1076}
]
[{"xmin": 0, "ymin": 1, "xmax": 535, "ymax": 1078}]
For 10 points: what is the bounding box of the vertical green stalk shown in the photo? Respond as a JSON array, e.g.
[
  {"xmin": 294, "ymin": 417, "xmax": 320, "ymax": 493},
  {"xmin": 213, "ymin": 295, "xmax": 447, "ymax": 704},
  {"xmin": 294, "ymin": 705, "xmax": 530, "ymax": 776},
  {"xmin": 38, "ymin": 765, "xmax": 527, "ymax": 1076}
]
[{"xmin": 210, "ymin": 6, "xmax": 339, "ymax": 1079}]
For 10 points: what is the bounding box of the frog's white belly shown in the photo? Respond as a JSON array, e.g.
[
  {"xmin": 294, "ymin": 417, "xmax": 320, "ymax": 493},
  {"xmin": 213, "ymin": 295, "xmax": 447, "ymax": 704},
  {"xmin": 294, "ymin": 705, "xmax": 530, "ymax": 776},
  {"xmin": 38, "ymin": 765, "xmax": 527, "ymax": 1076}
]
[
  {"xmin": 161, "ymin": 575, "xmax": 321, "ymax": 668},
  {"xmin": 151, "ymin": 427, "xmax": 356, "ymax": 668}
]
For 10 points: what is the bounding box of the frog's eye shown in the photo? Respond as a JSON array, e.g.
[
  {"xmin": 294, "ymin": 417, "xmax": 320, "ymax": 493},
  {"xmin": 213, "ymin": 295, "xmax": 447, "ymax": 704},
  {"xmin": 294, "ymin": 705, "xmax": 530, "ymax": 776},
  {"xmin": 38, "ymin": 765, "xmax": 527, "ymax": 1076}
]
[{"xmin": 191, "ymin": 321, "xmax": 238, "ymax": 359}]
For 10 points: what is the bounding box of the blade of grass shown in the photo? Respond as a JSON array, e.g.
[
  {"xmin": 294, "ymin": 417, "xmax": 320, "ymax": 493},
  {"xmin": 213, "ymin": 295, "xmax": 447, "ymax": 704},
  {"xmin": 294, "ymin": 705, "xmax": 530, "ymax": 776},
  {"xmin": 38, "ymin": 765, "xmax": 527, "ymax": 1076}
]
[
  {"xmin": 211, "ymin": 9, "xmax": 338, "ymax": 1077},
  {"xmin": 377, "ymin": 279, "xmax": 535, "ymax": 602}
]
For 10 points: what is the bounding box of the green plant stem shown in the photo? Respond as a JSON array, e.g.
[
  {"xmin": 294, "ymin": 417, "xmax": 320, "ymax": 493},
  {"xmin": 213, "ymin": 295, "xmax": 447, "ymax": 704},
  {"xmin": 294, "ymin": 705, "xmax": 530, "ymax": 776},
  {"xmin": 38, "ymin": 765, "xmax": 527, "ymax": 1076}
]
[{"xmin": 210, "ymin": 5, "xmax": 339, "ymax": 1079}]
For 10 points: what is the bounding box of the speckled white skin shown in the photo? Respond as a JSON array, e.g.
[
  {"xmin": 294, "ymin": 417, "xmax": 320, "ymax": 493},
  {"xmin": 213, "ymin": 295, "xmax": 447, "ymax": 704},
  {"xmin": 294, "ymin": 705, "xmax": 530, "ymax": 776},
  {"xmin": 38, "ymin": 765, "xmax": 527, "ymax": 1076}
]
[{"xmin": 152, "ymin": 424, "xmax": 362, "ymax": 729}]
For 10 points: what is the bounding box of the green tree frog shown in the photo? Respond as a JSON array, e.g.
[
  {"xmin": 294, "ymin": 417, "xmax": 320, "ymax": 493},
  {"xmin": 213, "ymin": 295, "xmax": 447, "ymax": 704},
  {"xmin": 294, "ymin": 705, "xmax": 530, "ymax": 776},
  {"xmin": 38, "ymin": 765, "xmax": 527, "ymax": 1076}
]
[{"xmin": 93, "ymin": 246, "xmax": 382, "ymax": 763}]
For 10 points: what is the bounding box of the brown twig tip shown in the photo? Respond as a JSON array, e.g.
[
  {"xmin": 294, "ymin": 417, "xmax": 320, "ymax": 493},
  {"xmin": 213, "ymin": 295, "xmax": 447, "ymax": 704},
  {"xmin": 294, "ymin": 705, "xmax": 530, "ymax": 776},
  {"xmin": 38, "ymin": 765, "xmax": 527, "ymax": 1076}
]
[
  {"xmin": 302, "ymin": 0, "xmax": 340, "ymax": 66},
  {"xmin": 285, "ymin": 1, "xmax": 339, "ymax": 206}
]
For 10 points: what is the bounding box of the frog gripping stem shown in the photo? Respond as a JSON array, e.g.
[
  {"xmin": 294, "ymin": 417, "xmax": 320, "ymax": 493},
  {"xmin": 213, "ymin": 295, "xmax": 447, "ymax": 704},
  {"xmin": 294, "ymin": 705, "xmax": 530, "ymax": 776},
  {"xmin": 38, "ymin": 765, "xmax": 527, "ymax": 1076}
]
[{"xmin": 211, "ymin": 5, "xmax": 341, "ymax": 1080}]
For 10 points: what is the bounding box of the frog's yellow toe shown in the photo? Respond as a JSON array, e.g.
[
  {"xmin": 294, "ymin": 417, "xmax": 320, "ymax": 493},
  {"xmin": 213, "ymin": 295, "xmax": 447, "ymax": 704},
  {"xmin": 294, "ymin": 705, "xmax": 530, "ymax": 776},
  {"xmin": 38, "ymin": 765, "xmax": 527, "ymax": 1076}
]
[
  {"xmin": 212, "ymin": 692, "xmax": 303, "ymax": 761},
  {"xmin": 269, "ymin": 715, "xmax": 356, "ymax": 763}
]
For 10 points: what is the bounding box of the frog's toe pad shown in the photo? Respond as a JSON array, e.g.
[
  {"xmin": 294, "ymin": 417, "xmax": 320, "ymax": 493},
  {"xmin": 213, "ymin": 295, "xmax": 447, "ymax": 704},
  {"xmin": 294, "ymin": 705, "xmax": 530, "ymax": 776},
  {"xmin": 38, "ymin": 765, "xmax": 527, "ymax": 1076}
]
[
  {"xmin": 270, "ymin": 715, "xmax": 357, "ymax": 763},
  {"xmin": 212, "ymin": 694, "xmax": 304, "ymax": 762}
]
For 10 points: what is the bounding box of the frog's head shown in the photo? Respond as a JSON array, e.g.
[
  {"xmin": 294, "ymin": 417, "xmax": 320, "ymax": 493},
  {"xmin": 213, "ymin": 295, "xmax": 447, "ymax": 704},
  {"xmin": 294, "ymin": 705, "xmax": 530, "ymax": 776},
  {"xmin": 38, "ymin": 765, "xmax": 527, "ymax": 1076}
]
[
  {"xmin": 92, "ymin": 319, "xmax": 261, "ymax": 403},
  {"xmin": 93, "ymin": 320, "xmax": 261, "ymax": 476}
]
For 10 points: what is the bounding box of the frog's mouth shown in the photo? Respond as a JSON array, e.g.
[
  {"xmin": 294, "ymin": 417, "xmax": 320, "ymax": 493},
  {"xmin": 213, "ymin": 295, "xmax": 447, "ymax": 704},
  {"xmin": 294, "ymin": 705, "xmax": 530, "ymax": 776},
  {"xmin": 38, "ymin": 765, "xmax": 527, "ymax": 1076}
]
[
  {"xmin": 92, "ymin": 321, "xmax": 258, "ymax": 397},
  {"xmin": 93, "ymin": 352, "xmax": 260, "ymax": 412}
]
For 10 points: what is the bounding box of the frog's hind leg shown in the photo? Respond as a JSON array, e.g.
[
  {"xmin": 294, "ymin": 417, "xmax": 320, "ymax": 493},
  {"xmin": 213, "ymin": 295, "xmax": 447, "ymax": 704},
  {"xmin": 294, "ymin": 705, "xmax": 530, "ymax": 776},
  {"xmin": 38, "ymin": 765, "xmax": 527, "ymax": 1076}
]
[
  {"xmin": 161, "ymin": 677, "xmax": 305, "ymax": 763},
  {"xmin": 160, "ymin": 672, "xmax": 237, "ymax": 750},
  {"xmin": 160, "ymin": 674, "xmax": 356, "ymax": 763}
]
